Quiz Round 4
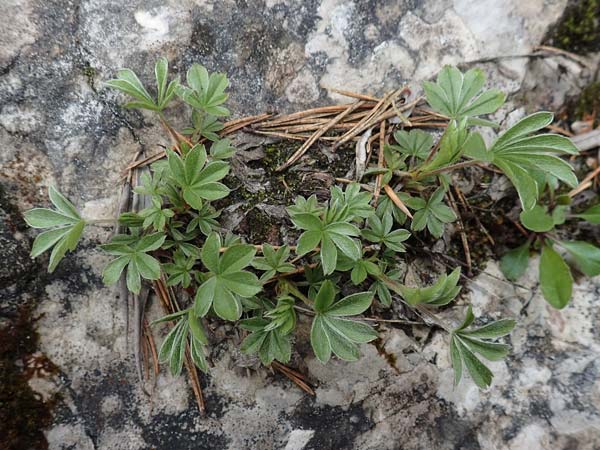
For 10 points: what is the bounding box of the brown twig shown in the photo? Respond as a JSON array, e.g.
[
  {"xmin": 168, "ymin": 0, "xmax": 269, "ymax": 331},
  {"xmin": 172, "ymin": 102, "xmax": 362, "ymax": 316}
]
[
  {"xmin": 271, "ymin": 361, "xmax": 315, "ymax": 395},
  {"xmin": 383, "ymin": 184, "xmax": 413, "ymax": 218},
  {"xmin": 276, "ymin": 101, "xmax": 365, "ymax": 171},
  {"xmin": 447, "ymin": 189, "xmax": 472, "ymax": 276},
  {"xmin": 373, "ymin": 121, "xmax": 386, "ymax": 206}
]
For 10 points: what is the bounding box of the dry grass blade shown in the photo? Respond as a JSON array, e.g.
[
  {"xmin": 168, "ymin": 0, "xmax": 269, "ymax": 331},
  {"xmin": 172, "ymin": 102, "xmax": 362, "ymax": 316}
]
[
  {"xmin": 324, "ymin": 86, "xmax": 380, "ymax": 102},
  {"xmin": 221, "ymin": 113, "xmax": 273, "ymax": 135},
  {"xmin": 373, "ymin": 120, "xmax": 387, "ymax": 205},
  {"xmin": 447, "ymin": 189, "xmax": 472, "ymax": 275},
  {"xmin": 276, "ymin": 101, "xmax": 365, "ymax": 171},
  {"xmin": 383, "ymin": 184, "xmax": 413, "ymax": 218},
  {"xmin": 569, "ymin": 165, "xmax": 600, "ymax": 197},
  {"xmin": 271, "ymin": 361, "xmax": 315, "ymax": 395},
  {"xmin": 260, "ymin": 104, "xmax": 365, "ymax": 128},
  {"xmin": 334, "ymin": 90, "xmax": 397, "ymax": 149}
]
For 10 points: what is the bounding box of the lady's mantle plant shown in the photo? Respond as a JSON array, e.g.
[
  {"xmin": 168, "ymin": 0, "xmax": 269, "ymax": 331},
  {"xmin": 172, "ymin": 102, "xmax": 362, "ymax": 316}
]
[{"xmin": 25, "ymin": 59, "xmax": 599, "ymax": 390}]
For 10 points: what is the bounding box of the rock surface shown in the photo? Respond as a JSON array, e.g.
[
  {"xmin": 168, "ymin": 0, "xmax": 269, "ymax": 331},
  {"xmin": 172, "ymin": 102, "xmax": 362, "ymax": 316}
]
[{"xmin": 1, "ymin": 1, "xmax": 599, "ymax": 449}]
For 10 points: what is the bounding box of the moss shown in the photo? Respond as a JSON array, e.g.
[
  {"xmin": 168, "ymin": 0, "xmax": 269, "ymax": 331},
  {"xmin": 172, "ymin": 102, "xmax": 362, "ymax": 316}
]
[
  {"xmin": 547, "ymin": 0, "xmax": 600, "ymax": 54},
  {"xmin": 574, "ymin": 81, "xmax": 600, "ymax": 123},
  {"xmin": 81, "ymin": 63, "xmax": 97, "ymax": 91}
]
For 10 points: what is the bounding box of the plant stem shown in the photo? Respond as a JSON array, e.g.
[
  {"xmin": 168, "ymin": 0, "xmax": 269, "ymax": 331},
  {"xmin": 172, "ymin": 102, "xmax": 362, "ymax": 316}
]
[{"xmin": 282, "ymin": 281, "xmax": 313, "ymax": 307}]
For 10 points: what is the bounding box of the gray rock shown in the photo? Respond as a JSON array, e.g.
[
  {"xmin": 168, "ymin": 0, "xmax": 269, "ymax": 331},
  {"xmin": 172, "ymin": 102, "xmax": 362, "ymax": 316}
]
[{"xmin": 1, "ymin": 0, "xmax": 599, "ymax": 449}]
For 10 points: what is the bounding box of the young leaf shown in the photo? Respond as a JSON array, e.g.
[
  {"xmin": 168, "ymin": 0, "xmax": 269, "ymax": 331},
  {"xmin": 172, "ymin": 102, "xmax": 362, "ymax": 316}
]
[
  {"xmin": 423, "ymin": 66, "xmax": 505, "ymax": 122},
  {"xmin": 25, "ymin": 187, "xmax": 86, "ymax": 272},
  {"xmin": 309, "ymin": 282, "xmax": 376, "ymax": 363},
  {"xmin": 519, "ymin": 205, "xmax": 554, "ymax": 232},
  {"xmin": 195, "ymin": 233, "xmax": 261, "ymax": 321}
]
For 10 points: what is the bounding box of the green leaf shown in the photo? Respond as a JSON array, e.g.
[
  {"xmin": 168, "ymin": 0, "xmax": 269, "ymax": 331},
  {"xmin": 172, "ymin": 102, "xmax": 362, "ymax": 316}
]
[
  {"xmin": 102, "ymin": 255, "xmax": 131, "ymax": 285},
  {"xmin": 154, "ymin": 57, "xmax": 168, "ymax": 105},
  {"xmin": 151, "ymin": 309, "xmax": 189, "ymax": 325},
  {"xmin": 314, "ymin": 280, "xmax": 335, "ymax": 312},
  {"xmin": 158, "ymin": 319, "xmax": 185, "ymax": 362},
  {"xmin": 559, "ymin": 240, "xmax": 600, "ymax": 277},
  {"xmin": 325, "ymin": 319, "xmax": 360, "ymax": 361},
  {"xmin": 450, "ymin": 337, "xmax": 462, "ymax": 386},
  {"xmin": 310, "ymin": 315, "xmax": 332, "ymax": 363},
  {"xmin": 133, "ymin": 253, "xmax": 161, "ymax": 280},
  {"xmin": 169, "ymin": 319, "xmax": 188, "ymax": 376},
  {"xmin": 220, "ymin": 271, "xmax": 262, "ymax": 297},
  {"xmin": 201, "ymin": 232, "xmax": 221, "ymax": 272},
  {"xmin": 520, "ymin": 205, "xmax": 554, "ymax": 232},
  {"xmin": 291, "ymin": 213, "xmax": 323, "ymax": 231},
  {"xmin": 48, "ymin": 186, "xmax": 80, "ymax": 219},
  {"xmin": 327, "ymin": 292, "xmax": 373, "ymax": 316},
  {"xmin": 539, "ymin": 244, "xmax": 573, "ymax": 309},
  {"xmin": 460, "ymin": 319, "xmax": 516, "ymax": 339},
  {"xmin": 188, "ymin": 309, "xmax": 208, "ymax": 345},
  {"xmin": 126, "ymin": 259, "xmax": 141, "ymax": 293},
  {"xmin": 213, "ymin": 282, "xmax": 242, "ymax": 320},
  {"xmin": 30, "ymin": 227, "xmax": 70, "ymax": 258},
  {"xmin": 135, "ymin": 233, "xmax": 166, "ymax": 252},
  {"xmin": 458, "ymin": 336, "xmax": 509, "ymax": 361},
  {"xmin": 456, "ymin": 339, "xmax": 493, "ymax": 389},
  {"xmin": 328, "ymin": 233, "xmax": 361, "ymax": 260},
  {"xmin": 195, "ymin": 276, "xmax": 217, "ymax": 316},
  {"xmin": 326, "ymin": 317, "xmax": 377, "ymax": 343},
  {"xmin": 105, "ymin": 68, "xmax": 157, "ymax": 110},
  {"xmin": 24, "ymin": 208, "xmax": 78, "ymax": 228},
  {"xmin": 424, "ymin": 66, "xmax": 504, "ymax": 121},
  {"xmin": 296, "ymin": 231, "xmax": 321, "ymax": 256},
  {"xmin": 219, "ymin": 244, "xmax": 256, "ymax": 274},
  {"xmin": 320, "ymin": 235, "xmax": 337, "ymax": 275},
  {"xmin": 392, "ymin": 129, "xmax": 432, "ymax": 159},
  {"xmin": 489, "ymin": 112, "xmax": 579, "ymax": 210},
  {"xmin": 575, "ymin": 203, "xmax": 600, "ymax": 223},
  {"xmin": 500, "ymin": 241, "xmax": 531, "ymax": 282}
]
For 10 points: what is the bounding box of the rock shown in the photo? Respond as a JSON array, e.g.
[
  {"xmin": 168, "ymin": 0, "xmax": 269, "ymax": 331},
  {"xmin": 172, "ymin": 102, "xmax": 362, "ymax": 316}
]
[{"xmin": 1, "ymin": 0, "xmax": 599, "ymax": 449}]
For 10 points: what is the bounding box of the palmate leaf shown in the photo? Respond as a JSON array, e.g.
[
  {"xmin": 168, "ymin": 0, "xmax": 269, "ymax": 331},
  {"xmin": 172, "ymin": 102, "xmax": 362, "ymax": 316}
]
[
  {"xmin": 380, "ymin": 268, "xmax": 462, "ymax": 306},
  {"xmin": 176, "ymin": 64, "xmax": 230, "ymax": 117},
  {"xmin": 25, "ymin": 186, "xmax": 87, "ymax": 273},
  {"xmin": 289, "ymin": 187, "xmax": 366, "ymax": 275},
  {"xmin": 391, "ymin": 129, "xmax": 432, "ymax": 160},
  {"xmin": 167, "ymin": 144, "xmax": 230, "ymax": 210},
  {"xmin": 450, "ymin": 306, "xmax": 515, "ymax": 389},
  {"xmin": 423, "ymin": 66, "xmax": 505, "ymax": 123},
  {"xmin": 101, "ymin": 232, "xmax": 166, "ymax": 294},
  {"xmin": 408, "ymin": 187, "xmax": 456, "ymax": 238},
  {"xmin": 309, "ymin": 281, "xmax": 377, "ymax": 363},
  {"xmin": 475, "ymin": 112, "xmax": 579, "ymax": 210},
  {"xmin": 362, "ymin": 211, "xmax": 411, "ymax": 252},
  {"xmin": 105, "ymin": 57, "xmax": 179, "ymax": 111},
  {"xmin": 251, "ymin": 244, "xmax": 295, "ymax": 281},
  {"xmin": 239, "ymin": 298, "xmax": 296, "ymax": 366},
  {"xmin": 156, "ymin": 311, "xmax": 209, "ymax": 375},
  {"xmin": 194, "ymin": 232, "xmax": 262, "ymax": 321}
]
